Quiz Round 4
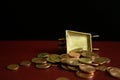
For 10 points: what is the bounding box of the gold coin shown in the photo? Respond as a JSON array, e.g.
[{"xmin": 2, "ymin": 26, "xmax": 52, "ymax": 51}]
[
  {"xmin": 56, "ymin": 77, "xmax": 70, "ymax": 80},
  {"xmin": 69, "ymin": 48, "xmax": 83, "ymax": 53},
  {"xmin": 67, "ymin": 58, "xmax": 80, "ymax": 66},
  {"xmin": 61, "ymin": 57, "xmax": 80, "ymax": 66},
  {"xmin": 93, "ymin": 57, "xmax": 111, "ymax": 65},
  {"xmin": 67, "ymin": 65, "xmax": 79, "ymax": 71},
  {"xmin": 68, "ymin": 52, "xmax": 80, "ymax": 58},
  {"xmin": 47, "ymin": 54, "xmax": 61, "ymax": 63},
  {"xmin": 81, "ymin": 51, "xmax": 99, "ymax": 60},
  {"xmin": 60, "ymin": 58, "xmax": 68, "ymax": 64},
  {"xmin": 37, "ymin": 52, "xmax": 49, "ymax": 58},
  {"xmin": 7, "ymin": 64, "xmax": 19, "ymax": 70},
  {"xmin": 79, "ymin": 64, "xmax": 96, "ymax": 73},
  {"xmin": 59, "ymin": 54, "xmax": 69, "ymax": 59},
  {"xmin": 35, "ymin": 63, "xmax": 51, "ymax": 69},
  {"xmin": 61, "ymin": 64, "xmax": 69, "ymax": 70},
  {"xmin": 90, "ymin": 63, "xmax": 99, "ymax": 66},
  {"xmin": 79, "ymin": 57, "xmax": 92, "ymax": 64},
  {"xmin": 107, "ymin": 67, "xmax": 120, "ymax": 79},
  {"xmin": 76, "ymin": 70, "xmax": 94, "ymax": 79},
  {"xmin": 20, "ymin": 60, "xmax": 31, "ymax": 67},
  {"xmin": 95, "ymin": 65, "xmax": 108, "ymax": 71},
  {"xmin": 31, "ymin": 57, "xmax": 47, "ymax": 64}
]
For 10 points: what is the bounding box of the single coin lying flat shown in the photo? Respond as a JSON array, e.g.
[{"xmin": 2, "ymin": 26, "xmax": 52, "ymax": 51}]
[
  {"xmin": 7, "ymin": 64, "xmax": 19, "ymax": 70},
  {"xmin": 20, "ymin": 60, "xmax": 31, "ymax": 67},
  {"xmin": 107, "ymin": 67, "xmax": 120, "ymax": 79},
  {"xmin": 56, "ymin": 77, "xmax": 70, "ymax": 80}
]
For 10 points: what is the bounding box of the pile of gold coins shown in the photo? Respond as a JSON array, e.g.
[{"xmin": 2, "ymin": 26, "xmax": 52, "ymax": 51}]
[{"xmin": 6, "ymin": 49, "xmax": 120, "ymax": 79}]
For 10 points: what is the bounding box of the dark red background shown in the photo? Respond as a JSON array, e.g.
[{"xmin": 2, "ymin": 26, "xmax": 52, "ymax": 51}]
[{"xmin": 0, "ymin": 40, "xmax": 120, "ymax": 80}]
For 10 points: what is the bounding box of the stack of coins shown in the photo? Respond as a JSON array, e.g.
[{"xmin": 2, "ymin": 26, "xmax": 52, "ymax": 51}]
[
  {"xmin": 76, "ymin": 70, "xmax": 94, "ymax": 79},
  {"xmin": 32, "ymin": 53, "xmax": 51, "ymax": 69},
  {"xmin": 76, "ymin": 64, "xmax": 95, "ymax": 79}
]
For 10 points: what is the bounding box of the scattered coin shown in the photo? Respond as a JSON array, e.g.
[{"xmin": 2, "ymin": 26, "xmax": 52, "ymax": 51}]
[
  {"xmin": 69, "ymin": 48, "xmax": 83, "ymax": 53},
  {"xmin": 35, "ymin": 63, "xmax": 51, "ymax": 69},
  {"xmin": 107, "ymin": 67, "xmax": 120, "ymax": 79},
  {"xmin": 61, "ymin": 57, "xmax": 80, "ymax": 66},
  {"xmin": 79, "ymin": 57, "xmax": 93, "ymax": 64},
  {"xmin": 60, "ymin": 58, "xmax": 68, "ymax": 64},
  {"xmin": 20, "ymin": 60, "xmax": 31, "ymax": 67},
  {"xmin": 56, "ymin": 77, "xmax": 70, "ymax": 80},
  {"xmin": 37, "ymin": 52, "xmax": 49, "ymax": 58},
  {"xmin": 59, "ymin": 54, "xmax": 69, "ymax": 59},
  {"xmin": 81, "ymin": 51, "xmax": 100, "ymax": 60},
  {"xmin": 67, "ymin": 65, "xmax": 79, "ymax": 71},
  {"xmin": 31, "ymin": 57, "xmax": 47, "ymax": 64},
  {"xmin": 76, "ymin": 70, "xmax": 94, "ymax": 79},
  {"xmin": 6, "ymin": 50, "xmax": 119, "ymax": 80},
  {"xmin": 79, "ymin": 64, "xmax": 96, "ymax": 73},
  {"xmin": 95, "ymin": 65, "xmax": 108, "ymax": 71},
  {"xmin": 93, "ymin": 57, "xmax": 111, "ymax": 65},
  {"xmin": 68, "ymin": 52, "xmax": 80, "ymax": 58},
  {"xmin": 7, "ymin": 64, "xmax": 19, "ymax": 70},
  {"xmin": 67, "ymin": 58, "xmax": 80, "ymax": 66},
  {"xmin": 61, "ymin": 64, "xmax": 69, "ymax": 70},
  {"xmin": 47, "ymin": 54, "xmax": 61, "ymax": 63}
]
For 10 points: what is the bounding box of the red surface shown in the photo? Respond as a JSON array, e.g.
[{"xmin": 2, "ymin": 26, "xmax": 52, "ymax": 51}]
[{"xmin": 0, "ymin": 40, "xmax": 120, "ymax": 80}]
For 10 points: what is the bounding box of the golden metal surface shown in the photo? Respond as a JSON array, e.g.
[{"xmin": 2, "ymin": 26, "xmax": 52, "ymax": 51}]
[
  {"xmin": 66, "ymin": 30, "xmax": 92, "ymax": 53},
  {"xmin": 56, "ymin": 77, "xmax": 70, "ymax": 80},
  {"xmin": 20, "ymin": 60, "xmax": 31, "ymax": 67},
  {"xmin": 92, "ymin": 35, "xmax": 100, "ymax": 38},
  {"xmin": 92, "ymin": 48, "xmax": 100, "ymax": 51},
  {"xmin": 7, "ymin": 64, "xmax": 20, "ymax": 70}
]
